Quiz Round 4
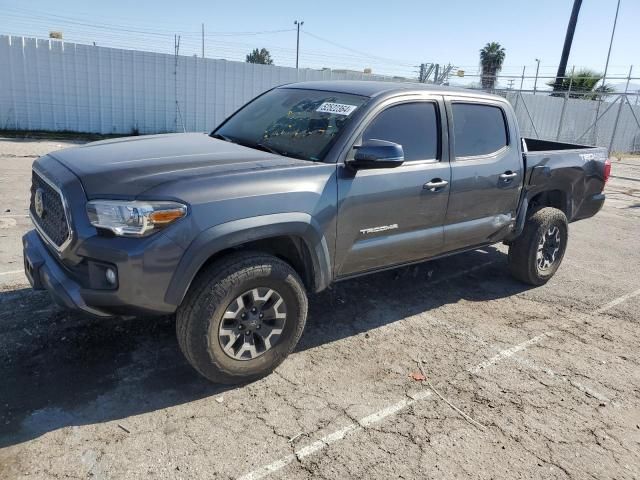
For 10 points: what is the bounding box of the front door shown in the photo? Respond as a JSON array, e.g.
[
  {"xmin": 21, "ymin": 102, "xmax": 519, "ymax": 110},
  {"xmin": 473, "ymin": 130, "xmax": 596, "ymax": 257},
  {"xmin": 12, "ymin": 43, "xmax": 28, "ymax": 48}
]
[{"xmin": 335, "ymin": 98, "xmax": 451, "ymax": 277}]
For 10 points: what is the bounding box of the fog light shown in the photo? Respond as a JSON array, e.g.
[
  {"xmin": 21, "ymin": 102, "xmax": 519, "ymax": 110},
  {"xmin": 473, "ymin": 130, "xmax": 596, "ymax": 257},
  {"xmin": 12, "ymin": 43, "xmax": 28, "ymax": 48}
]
[{"xmin": 105, "ymin": 268, "xmax": 117, "ymax": 285}]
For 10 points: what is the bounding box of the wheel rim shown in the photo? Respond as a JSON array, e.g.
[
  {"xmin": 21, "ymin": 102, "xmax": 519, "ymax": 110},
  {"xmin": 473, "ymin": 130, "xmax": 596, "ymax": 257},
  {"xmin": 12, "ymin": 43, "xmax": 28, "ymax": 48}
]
[
  {"xmin": 536, "ymin": 226, "xmax": 561, "ymax": 272},
  {"xmin": 218, "ymin": 288, "xmax": 287, "ymax": 361}
]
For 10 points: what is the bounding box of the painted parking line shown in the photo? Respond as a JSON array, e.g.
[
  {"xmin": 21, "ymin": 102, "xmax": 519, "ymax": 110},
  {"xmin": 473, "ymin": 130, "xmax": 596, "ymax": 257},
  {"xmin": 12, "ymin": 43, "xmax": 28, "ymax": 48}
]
[
  {"xmin": 468, "ymin": 332, "xmax": 552, "ymax": 374},
  {"xmin": 238, "ymin": 333, "xmax": 552, "ymax": 480},
  {"xmin": 594, "ymin": 287, "xmax": 640, "ymax": 314},
  {"xmin": 511, "ymin": 287, "xmax": 640, "ymax": 403},
  {"xmin": 0, "ymin": 269, "xmax": 24, "ymax": 276},
  {"xmin": 0, "ymin": 269, "xmax": 27, "ymax": 288},
  {"xmin": 239, "ymin": 390, "xmax": 432, "ymax": 480},
  {"xmin": 0, "ymin": 270, "xmax": 27, "ymax": 288},
  {"xmin": 609, "ymin": 174, "xmax": 640, "ymax": 182},
  {"xmin": 239, "ymin": 284, "xmax": 640, "ymax": 480},
  {"xmin": 513, "ymin": 355, "xmax": 612, "ymax": 404}
]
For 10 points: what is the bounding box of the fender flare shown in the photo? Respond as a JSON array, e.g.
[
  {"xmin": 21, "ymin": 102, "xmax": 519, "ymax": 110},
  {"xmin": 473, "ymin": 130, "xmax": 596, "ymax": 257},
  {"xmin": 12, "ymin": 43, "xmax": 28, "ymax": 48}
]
[
  {"xmin": 505, "ymin": 182, "xmax": 573, "ymax": 242},
  {"xmin": 526, "ymin": 165, "xmax": 575, "ymax": 217},
  {"xmin": 164, "ymin": 212, "xmax": 332, "ymax": 306}
]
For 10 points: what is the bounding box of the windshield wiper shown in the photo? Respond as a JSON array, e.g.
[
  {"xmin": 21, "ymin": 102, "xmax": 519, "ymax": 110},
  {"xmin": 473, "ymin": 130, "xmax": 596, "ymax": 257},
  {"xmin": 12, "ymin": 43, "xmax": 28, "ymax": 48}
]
[
  {"xmin": 211, "ymin": 132, "xmax": 234, "ymax": 143},
  {"xmin": 216, "ymin": 137, "xmax": 308, "ymax": 161},
  {"xmin": 254, "ymin": 142, "xmax": 283, "ymax": 156},
  {"xmin": 254, "ymin": 143, "xmax": 309, "ymax": 161}
]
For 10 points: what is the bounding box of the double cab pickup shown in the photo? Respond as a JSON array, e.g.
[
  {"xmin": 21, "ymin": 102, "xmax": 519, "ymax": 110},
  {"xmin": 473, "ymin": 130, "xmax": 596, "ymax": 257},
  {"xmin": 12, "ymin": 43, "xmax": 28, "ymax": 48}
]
[{"xmin": 23, "ymin": 81, "xmax": 609, "ymax": 383}]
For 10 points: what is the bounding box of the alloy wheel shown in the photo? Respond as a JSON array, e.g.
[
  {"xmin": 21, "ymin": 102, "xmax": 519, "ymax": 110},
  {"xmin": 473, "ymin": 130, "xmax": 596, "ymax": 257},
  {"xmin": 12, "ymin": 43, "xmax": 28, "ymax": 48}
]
[
  {"xmin": 218, "ymin": 288, "xmax": 287, "ymax": 360},
  {"xmin": 536, "ymin": 226, "xmax": 561, "ymax": 272}
]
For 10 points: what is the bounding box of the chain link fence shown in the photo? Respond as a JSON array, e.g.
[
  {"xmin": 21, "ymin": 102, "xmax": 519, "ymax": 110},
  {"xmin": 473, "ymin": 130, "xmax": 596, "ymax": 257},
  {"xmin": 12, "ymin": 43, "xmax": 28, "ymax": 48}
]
[{"xmin": 455, "ymin": 70, "xmax": 640, "ymax": 153}]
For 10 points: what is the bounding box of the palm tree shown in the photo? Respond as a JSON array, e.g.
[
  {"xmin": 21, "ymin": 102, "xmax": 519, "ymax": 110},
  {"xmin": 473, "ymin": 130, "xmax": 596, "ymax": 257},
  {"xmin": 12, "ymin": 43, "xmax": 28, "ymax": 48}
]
[
  {"xmin": 479, "ymin": 42, "xmax": 506, "ymax": 90},
  {"xmin": 549, "ymin": 69, "xmax": 614, "ymax": 100}
]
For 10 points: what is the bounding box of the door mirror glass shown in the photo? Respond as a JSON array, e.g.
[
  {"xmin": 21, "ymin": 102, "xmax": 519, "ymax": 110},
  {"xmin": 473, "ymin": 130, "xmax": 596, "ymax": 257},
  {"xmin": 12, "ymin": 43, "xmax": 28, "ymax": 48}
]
[{"xmin": 349, "ymin": 139, "xmax": 404, "ymax": 169}]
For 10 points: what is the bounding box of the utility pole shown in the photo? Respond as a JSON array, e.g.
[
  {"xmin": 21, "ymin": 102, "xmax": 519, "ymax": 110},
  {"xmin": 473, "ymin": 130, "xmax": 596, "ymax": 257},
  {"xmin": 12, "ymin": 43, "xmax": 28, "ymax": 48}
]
[
  {"xmin": 201, "ymin": 23, "xmax": 204, "ymax": 58},
  {"xmin": 174, "ymin": 35, "xmax": 185, "ymax": 133},
  {"xmin": 174, "ymin": 34, "xmax": 179, "ymax": 132},
  {"xmin": 533, "ymin": 58, "xmax": 540, "ymax": 94},
  {"xmin": 294, "ymin": 20, "xmax": 303, "ymax": 69},
  {"xmin": 553, "ymin": 0, "xmax": 582, "ymax": 91}
]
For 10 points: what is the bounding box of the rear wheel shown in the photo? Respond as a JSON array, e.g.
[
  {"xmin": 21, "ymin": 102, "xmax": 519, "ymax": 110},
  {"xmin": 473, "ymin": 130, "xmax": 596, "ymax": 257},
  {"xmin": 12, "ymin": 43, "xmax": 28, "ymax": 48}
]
[
  {"xmin": 508, "ymin": 207, "xmax": 568, "ymax": 286},
  {"xmin": 176, "ymin": 252, "xmax": 308, "ymax": 384}
]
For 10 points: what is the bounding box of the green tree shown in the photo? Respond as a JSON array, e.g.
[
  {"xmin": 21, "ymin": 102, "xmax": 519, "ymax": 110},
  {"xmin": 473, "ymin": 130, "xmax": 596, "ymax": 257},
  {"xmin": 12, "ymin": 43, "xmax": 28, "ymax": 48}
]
[
  {"xmin": 479, "ymin": 42, "xmax": 506, "ymax": 90},
  {"xmin": 246, "ymin": 48, "xmax": 274, "ymax": 65},
  {"xmin": 548, "ymin": 69, "xmax": 614, "ymax": 100}
]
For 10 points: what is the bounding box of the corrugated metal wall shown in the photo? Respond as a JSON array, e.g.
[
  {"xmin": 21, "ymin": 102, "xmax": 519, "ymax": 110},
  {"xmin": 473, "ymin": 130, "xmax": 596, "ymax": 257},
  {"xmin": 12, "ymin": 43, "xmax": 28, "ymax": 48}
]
[
  {"xmin": 1, "ymin": 35, "xmax": 639, "ymax": 152},
  {"xmin": 0, "ymin": 35, "xmax": 401, "ymax": 135},
  {"xmin": 504, "ymin": 91, "xmax": 640, "ymax": 152}
]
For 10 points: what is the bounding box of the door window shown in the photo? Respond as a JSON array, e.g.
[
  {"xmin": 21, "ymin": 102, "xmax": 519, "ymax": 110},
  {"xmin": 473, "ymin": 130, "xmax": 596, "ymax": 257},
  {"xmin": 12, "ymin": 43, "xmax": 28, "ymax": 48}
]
[
  {"xmin": 452, "ymin": 103, "xmax": 508, "ymax": 157},
  {"xmin": 362, "ymin": 102, "xmax": 439, "ymax": 161}
]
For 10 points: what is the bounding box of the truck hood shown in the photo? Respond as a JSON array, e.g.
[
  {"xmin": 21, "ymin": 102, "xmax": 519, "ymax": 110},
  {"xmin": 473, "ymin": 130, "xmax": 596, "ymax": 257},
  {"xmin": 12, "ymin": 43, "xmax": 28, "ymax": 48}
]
[{"xmin": 49, "ymin": 132, "xmax": 311, "ymax": 198}]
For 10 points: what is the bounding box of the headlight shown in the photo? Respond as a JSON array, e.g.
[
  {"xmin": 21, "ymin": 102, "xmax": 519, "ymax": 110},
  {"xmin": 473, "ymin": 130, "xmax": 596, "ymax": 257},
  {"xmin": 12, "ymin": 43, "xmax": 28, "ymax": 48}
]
[{"xmin": 86, "ymin": 200, "xmax": 187, "ymax": 237}]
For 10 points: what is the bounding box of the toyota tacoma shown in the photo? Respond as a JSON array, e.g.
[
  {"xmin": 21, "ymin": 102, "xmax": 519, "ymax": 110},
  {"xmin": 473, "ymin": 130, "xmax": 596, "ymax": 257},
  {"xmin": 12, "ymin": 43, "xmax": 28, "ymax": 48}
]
[{"xmin": 23, "ymin": 81, "xmax": 610, "ymax": 383}]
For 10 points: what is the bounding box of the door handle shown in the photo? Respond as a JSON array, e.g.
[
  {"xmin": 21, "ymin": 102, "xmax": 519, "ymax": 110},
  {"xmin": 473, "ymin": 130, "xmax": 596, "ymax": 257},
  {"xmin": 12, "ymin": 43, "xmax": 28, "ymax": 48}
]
[
  {"xmin": 499, "ymin": 171, "xmax": 518, "ymax": 180},
  {"xmin": 423, "ymin": 179, "xmax": 449, "ymax": 191}
]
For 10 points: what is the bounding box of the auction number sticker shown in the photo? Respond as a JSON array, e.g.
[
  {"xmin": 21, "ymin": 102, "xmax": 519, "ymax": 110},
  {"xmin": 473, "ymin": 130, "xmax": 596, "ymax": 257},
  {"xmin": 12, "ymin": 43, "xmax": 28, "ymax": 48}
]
[{"xmin": 316, "ymin": 102, "xmax": 358, "ymax": 116}]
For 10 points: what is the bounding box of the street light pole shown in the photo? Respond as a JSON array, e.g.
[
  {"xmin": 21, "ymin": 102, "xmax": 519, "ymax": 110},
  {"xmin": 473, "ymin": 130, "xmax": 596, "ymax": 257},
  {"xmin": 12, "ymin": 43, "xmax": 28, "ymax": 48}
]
[
  {"xmin": 294, "ymin": 20, "xmax": 304, "ymax": 70},
  {"xmin": 533, "ymin": 58, "xmax": 541, "ymax": 94},
  {"xmin": 553, "ymin": 0, "xmax": 582, "ymax": 91}
]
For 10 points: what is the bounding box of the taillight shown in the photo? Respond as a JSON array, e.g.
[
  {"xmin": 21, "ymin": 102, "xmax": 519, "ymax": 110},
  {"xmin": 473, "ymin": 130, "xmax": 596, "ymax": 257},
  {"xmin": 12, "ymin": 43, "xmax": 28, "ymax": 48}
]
[{"xmin": 604, "ymin": 158, "xmax": 612, "ymax": 185}]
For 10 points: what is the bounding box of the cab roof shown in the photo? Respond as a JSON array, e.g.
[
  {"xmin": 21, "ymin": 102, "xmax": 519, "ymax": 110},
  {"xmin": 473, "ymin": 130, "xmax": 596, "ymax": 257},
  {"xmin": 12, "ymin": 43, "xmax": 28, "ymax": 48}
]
[{"xmin": 280, "ymin": 80, "xmax": 502, "ymax": 101}]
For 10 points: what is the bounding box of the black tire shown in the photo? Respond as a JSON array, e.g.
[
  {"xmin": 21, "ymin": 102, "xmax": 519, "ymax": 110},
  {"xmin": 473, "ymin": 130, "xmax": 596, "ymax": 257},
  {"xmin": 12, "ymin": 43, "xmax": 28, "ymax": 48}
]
[
  {"xmin": 508, "ymin": 207, "xmax": 568, "ymax": 286},
  {"xmin": 176, "ymin": 252, "xmax": 308, "ymax": 384}
]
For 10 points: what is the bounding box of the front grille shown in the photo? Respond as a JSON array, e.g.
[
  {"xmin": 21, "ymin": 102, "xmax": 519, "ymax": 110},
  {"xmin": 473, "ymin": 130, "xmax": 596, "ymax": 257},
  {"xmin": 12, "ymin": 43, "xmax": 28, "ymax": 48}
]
[{"xmin": 30, "ymin": 170, "xmax": 71, "ymax": 249}]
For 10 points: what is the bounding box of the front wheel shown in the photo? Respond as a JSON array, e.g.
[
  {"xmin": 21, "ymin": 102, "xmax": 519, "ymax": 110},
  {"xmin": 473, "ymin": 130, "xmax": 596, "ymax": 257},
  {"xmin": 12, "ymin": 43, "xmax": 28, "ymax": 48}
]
[
  {"xmin": 508, "ymin": 207, "xmax": 568, "ymax": 286},
  {"xmin": 176, "ymin": 252, "xmax": 308, "ymax": 384}
]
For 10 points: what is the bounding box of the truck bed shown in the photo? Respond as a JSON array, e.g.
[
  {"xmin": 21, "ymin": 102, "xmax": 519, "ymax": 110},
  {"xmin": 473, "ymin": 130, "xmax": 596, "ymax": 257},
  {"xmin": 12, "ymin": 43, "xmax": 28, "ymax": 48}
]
[
  {"xmin": 524, "ymin": 137, "xmax": 602, "ymax": 152},
  {"xmin": 521, "ymin": 138, "xmax": 608, "ymax": 223}
]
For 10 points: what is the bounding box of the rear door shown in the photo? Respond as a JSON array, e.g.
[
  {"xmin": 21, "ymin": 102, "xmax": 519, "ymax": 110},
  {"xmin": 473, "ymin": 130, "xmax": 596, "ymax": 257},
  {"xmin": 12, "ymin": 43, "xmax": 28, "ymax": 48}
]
[
  {"xmin": 443, "ymin": 97, "xmax": 523, "ymax": 250},
  {"xmin": 335, "ymin": 96, "xmax": 451, "ymax": 277}
]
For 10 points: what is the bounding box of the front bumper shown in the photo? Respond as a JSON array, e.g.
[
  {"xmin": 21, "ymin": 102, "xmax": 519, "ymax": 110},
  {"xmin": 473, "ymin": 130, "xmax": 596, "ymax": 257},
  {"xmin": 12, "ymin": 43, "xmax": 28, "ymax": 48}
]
[
  {"xmin": 23, "ymin": 229, "xmax": 183, "ymax": 317},
  {"xmin": 23, "ymin": 230, "xmax": 112, "ymax": 317}
]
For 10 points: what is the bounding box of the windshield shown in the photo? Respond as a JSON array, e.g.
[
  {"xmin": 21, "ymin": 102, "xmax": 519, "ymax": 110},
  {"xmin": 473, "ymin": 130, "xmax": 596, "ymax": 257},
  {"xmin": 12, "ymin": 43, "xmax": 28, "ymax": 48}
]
[{"xmin": 213, "ymin": 88, "xmax": 368, "ymax": 161}]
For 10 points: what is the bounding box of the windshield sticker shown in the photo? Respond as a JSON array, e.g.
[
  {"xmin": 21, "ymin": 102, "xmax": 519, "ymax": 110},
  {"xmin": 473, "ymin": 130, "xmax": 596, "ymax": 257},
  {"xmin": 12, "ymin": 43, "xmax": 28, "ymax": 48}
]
[{"xmin": 316, "ymin": 102, "xmax": 358, "ymax": 116}]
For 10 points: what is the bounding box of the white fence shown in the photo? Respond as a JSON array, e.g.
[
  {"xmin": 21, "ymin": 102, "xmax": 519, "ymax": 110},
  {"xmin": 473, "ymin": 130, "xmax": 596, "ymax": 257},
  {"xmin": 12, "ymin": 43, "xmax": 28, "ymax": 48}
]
[
  {"xmin": 1, "ymin": 35, "xmax": 639, "ymax": 152},
  {"xmin": 0, "ymin": 35, "xmax": 401, "ymax": 135}
]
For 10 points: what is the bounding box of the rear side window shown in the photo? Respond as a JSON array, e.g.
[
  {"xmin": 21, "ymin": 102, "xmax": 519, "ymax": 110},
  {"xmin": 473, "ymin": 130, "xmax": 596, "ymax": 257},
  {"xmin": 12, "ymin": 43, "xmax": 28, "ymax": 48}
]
[
  {"xmin": 362, "ymin": 102, "xmax": 439, "ymax": 161},
  {"xmin": 452, "ymin": 103, "xmax": 508, "ymax": 157}
]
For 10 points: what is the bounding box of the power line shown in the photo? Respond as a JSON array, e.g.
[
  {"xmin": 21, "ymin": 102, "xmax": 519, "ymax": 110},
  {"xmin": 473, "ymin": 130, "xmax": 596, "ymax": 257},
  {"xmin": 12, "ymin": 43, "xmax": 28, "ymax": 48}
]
[
  {"xmin": 301, "ymin": 30, "xmax": 415, "ymax": 68},
  {"xmin": 0, "ymin": 31, "xmax": 416, "ymax": 78},
  {"xmin": 3, "ymin": 9, "xmax": 296, "ymax": 37},
  {"xmin": 1, "ymin": 8, "xmax": 419, "ymax": 76}
]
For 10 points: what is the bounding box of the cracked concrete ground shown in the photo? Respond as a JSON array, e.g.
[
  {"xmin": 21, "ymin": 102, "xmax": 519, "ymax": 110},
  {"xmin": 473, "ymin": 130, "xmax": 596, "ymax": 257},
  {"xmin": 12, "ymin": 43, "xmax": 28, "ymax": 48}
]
[{"xmin": 0, "ymin": 138, "xmax": 639, "ymax": 479}]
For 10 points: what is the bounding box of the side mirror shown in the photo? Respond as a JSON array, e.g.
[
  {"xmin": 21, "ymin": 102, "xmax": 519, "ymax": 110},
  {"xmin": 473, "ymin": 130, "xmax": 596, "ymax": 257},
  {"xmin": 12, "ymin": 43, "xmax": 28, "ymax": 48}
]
[{"xmin": 348, "ymin": 139, "xmax": 404, "ymax": 169}]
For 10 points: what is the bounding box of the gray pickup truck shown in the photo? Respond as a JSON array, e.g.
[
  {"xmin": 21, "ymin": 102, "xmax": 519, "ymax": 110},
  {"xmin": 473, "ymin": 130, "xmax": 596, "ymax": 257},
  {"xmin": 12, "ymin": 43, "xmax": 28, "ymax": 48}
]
[{"xmin": 23, "ymin": 81, "xmax": 609, "ymax": 383}]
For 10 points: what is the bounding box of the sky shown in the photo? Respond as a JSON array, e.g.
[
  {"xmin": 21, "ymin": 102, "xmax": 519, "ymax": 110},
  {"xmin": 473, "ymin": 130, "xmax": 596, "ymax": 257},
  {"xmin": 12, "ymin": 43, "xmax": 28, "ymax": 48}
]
[{"xmin": 1, "ymin": 0, "xmax": 638, "ymax": 89}]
